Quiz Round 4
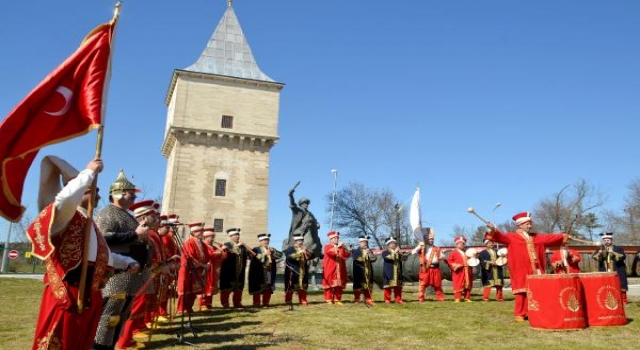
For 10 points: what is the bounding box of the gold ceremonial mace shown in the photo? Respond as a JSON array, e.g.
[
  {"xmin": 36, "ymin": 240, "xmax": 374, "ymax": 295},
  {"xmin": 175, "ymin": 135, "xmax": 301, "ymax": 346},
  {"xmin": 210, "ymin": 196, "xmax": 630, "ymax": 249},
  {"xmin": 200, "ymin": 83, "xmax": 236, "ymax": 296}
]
[
  {"xmin": 77, "ymin": 2, "xmax": 121, "ymax": 313},
  {"xmin": 466, "ymin": 207, "xmax": 490, "ymax": 225}
]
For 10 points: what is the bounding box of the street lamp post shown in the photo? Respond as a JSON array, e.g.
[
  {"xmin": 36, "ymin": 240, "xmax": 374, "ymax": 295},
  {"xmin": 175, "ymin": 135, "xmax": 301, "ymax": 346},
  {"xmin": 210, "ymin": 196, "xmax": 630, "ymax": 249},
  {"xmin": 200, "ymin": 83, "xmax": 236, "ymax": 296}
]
[
  {"xmin": 491, "ymin": 203, "xmax": 501, "ymax": 249},
  {"xmin": 491, "ymin": 203, "xmax": 502, "ymax": 224},
  {"xmin": 330, "ymin": 169, "xmax": 338, "ymax": 232}
]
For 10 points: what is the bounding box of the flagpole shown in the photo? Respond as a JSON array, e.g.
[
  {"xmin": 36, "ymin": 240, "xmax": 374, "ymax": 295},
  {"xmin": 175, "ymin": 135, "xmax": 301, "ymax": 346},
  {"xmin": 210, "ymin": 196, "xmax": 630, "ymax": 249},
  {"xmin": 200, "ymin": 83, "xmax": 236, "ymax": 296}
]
[{"xmin": 77, "ymin": 2, "xmax": 120, "ymax": 312}]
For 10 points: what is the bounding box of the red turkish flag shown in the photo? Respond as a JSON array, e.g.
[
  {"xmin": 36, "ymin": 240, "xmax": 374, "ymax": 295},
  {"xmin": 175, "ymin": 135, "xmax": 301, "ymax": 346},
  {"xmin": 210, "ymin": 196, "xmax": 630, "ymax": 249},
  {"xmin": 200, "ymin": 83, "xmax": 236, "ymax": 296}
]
[{"xmin": 0, "ymin": 23, "xmax": 114, "ymax": 222}]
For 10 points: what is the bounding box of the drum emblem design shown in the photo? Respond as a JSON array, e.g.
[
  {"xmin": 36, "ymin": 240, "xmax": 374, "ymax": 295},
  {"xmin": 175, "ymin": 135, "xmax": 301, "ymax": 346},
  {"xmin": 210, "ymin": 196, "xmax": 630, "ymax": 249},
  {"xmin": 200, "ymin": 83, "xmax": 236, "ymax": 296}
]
[
  {"xmin": 559, "ymin": 287, "xmax": 582, "ymax": 312},
  {"xmin": 596, "ymin": 285, "xmax": 620, "ymax": 311}
]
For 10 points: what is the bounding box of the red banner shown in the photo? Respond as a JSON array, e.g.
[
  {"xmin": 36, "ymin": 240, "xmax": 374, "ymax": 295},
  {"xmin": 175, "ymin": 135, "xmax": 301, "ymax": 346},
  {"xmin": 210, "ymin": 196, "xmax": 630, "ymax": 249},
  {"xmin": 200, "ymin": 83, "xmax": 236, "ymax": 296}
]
[{"xmin": 0, "ymin": 23, "xmax": 114, "ymax": 222}]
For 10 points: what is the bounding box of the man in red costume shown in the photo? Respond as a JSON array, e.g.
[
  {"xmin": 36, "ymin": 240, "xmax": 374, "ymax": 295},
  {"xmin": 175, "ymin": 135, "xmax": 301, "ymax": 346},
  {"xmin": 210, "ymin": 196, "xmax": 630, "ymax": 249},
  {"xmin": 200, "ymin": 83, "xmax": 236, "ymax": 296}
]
[
  {"xmin": 550, "ymin": 245, "xmax": 581, "ymax": 274},
  {"xmin": 411, "ymin": 229, "xmax": 445, "ymax": 302},
  {"xmin": 199, "ymin": 227, "xmax": 227, "ymax": 310},
  {"xmin": 116, "ymin": 200, "xmax": 162, "ymax": 350},
  {"xmin": 176, "ymin": 223, "xmax": 210, "ymax": 314},
  {"xmin": 322, "ymin": 231, "xmax": 351, "ymax": 304},
  {"xmin": 485, "ymin": 212, "xmax": 569, "ymax": 322},
  {"xmin": 156, "ymin": 214, "xmax": 181, "ymax": 320},
  {"xmin": 447, "ymin": 237, "xmax": 475, "ymax": 302},
  {"xmin": 27, "ymin": 156, "xmax": 138, "ymax": 350}
]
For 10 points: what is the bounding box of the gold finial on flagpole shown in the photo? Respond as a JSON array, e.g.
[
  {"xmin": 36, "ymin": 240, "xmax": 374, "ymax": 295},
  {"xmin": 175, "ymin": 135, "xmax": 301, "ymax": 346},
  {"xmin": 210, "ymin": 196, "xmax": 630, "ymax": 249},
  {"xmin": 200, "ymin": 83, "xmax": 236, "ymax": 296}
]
[{"xmin": 111, "ymin": 1, "xmax": 122, "ymax": 24}]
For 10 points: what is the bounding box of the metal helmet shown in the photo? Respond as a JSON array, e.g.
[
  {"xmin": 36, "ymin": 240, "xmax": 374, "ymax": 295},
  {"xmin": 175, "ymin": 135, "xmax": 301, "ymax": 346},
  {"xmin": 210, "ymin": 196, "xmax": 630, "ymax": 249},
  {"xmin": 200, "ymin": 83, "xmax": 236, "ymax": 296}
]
[
  {"xmin": 298, "ymin": 197, "xmax": 310, "ymax": 206},
  {"xmin": 109, "ymin": 170, "xmax": 139, "ymax": 194}
]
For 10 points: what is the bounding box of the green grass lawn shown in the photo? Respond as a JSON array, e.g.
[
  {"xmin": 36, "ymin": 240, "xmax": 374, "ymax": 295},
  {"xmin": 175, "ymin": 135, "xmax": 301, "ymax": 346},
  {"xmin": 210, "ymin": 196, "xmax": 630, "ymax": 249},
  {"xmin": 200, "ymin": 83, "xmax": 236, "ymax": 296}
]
[{"xmin": 1, "ymin": 278, "xmax": 638, "ymax": 350}]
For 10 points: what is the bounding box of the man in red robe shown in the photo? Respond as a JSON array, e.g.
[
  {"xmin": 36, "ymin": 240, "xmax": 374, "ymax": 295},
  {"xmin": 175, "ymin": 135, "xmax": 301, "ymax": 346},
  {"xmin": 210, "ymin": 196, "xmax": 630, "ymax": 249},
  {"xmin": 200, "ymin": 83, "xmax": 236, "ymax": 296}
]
[
  {"xmin": 322, "ymin": 231, "xmax": 351, "ymax": 304},
  {"xmin": 550, "ymin": 245, "xmax": 581, "ymax": 274},
  {"xmin": 116, "ymin": 200, "xmax": 162, "ymax": 350},
  {"xmin": 176, "ymin": 223, "xmax": 210, "ymax": 314},
  {"xmin": 485, "ymin": 212, "xmax": 569, "ymax": 322},
  {"xmin": 199, "ymin": 228, "xmax": 227, "ymax": 310},
  {"xmin": 447, "ymin": 236, "xmax": 474, "ymax": 302},
  {"xmin": 411, "ymin": 229, "xmax": 446, "ymax": 302},
  {"xmin": 157, "ymin": 214, "xmax": 181, "ymax": 320},
  {"xmin": 27, "ymin": 156, "xmax": 138, "ymax": 350}
]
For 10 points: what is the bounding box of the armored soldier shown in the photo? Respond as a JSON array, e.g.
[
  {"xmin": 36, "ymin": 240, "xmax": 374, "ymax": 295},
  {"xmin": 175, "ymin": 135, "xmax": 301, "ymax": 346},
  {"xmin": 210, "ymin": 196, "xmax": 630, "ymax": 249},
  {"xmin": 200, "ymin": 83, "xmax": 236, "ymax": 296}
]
[{"xmin": 93, "ymin": 171, "xmax": 151, "ymax": 350}]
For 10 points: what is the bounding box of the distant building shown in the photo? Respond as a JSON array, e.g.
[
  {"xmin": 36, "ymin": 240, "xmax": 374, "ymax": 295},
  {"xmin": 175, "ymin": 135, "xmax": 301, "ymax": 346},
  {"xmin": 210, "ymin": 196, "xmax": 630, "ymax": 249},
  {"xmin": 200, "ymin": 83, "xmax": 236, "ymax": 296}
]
[{"xmin": 161, "ymin": 2, "xmax": 284, "ymax": 246}]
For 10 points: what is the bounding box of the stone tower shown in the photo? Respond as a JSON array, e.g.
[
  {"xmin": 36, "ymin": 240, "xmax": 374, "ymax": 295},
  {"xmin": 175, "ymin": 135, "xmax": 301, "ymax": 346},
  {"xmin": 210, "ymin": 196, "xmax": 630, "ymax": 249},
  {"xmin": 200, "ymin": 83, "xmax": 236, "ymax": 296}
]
[{"xmin": 161, "ymin": 2, "xmax": 284, "ymax": 246}]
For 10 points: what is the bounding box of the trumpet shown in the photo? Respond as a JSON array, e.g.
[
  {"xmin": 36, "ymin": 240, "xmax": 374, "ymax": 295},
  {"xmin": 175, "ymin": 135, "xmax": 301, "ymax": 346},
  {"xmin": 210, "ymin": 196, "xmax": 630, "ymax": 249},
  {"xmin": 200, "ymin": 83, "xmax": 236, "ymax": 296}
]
[
  {"xmin": 209, "ymin": 240, "xmax": 227, "ymax": 251},
  {"xmin": 237, "ymin": 242, "xmax": 258, "ymax": 257}
]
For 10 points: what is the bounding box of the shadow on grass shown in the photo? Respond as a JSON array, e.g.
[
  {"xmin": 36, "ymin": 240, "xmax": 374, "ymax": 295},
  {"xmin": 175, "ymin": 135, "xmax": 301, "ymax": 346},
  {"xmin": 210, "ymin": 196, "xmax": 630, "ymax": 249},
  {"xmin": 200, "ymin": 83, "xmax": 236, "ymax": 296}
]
[{"xmin": 147, "ymin": 331, "xmax": 313, "ymax": 349}]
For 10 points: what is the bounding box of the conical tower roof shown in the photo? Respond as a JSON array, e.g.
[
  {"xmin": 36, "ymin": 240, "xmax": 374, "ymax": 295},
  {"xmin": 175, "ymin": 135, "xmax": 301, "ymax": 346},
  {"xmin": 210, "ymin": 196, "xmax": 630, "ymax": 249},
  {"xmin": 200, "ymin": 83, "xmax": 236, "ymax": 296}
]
[{"xmin": 185, "ymin": 2, "xmax": 274, "ymax": 82}]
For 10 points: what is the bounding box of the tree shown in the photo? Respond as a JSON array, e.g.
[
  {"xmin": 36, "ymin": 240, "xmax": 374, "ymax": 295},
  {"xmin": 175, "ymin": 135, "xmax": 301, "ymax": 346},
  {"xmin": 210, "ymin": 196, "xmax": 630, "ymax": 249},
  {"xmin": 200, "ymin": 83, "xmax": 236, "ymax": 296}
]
[
  {"xmin": 532, "ymin": 179, "xmax": 606, "ymax": 241},
  {"xmin": 468, "ymin": 225, "xmax": 489, "ymax": 246},
  {"xmin": 617, "ymin": 178, "xmax": 640, "ymax": 244},
  {"xmin": 581, "ymin": 212, "xmax": 602, "ymax": 242},
  {"xmin": 327, "ymin": 182, "xmax": 406, "ymax": 249}
]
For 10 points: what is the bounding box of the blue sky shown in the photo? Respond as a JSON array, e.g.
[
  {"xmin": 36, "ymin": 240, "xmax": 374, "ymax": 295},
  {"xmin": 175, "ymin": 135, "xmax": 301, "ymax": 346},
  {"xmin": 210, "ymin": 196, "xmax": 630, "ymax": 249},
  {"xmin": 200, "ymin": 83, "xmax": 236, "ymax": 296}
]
[{"xmin": 1, "ymin": 1, "xmax": 639, "ymax": 246}]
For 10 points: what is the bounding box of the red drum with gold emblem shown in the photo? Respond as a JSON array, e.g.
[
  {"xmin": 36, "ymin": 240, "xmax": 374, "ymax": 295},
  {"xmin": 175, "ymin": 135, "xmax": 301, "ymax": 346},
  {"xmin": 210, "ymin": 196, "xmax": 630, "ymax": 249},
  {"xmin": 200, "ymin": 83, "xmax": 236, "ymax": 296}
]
[
  {"xmin": 577, "ymin": 272, "xmax": 627, "ymax": 327},
  {"xmin": 526, "ymin": 274, "xmax": 587, "ymax": 330}
]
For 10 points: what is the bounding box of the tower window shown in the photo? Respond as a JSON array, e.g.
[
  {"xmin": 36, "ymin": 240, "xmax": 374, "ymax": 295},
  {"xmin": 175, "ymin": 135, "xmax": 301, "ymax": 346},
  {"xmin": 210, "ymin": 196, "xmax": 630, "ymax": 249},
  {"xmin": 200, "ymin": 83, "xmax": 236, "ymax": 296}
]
[
  {"xmin": 213, "ymin": 219, "xmax": 224, "ymax": 232},
  {"xmin": 215, "ymin": 179, "xmax": 227, "ymax": 196},
  {"xmin": 221, "ymin": 115, "xmax": 234, "ymax": 129}
]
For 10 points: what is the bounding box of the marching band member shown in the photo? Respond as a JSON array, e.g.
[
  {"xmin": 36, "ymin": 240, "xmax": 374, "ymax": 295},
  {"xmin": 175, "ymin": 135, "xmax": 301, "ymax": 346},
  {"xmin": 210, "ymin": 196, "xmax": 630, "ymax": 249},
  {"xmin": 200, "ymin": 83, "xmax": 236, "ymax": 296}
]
[
  {"xmin": 322, "ymin": 231, "xmax": 351, "ymax": 305},
  {"xmin": 283, "ymin": 232, "xmax": 314, "ymax": 306},
  {"xmin": 116, "ymin": 200, "xmax": 162, "ymax": 350},
  {"xmin": 382, "ymin": 237, "xmax": 406, "ymax": 304},
  {"xmin": 220, "ymin": 228, "xmax": 250, "ymax": 308},
  {"xmin": 351, "ymin": 235, "xmax": 377, "ymax": 305},
  {"xmin": 176, "ymin": 223, "xmax": 210, "ymax": 314},
  {"xmin": 550, "ymin": 244, "xmax": 581, "ymax": 274},
  {"xmin": 447, "ymin": 237, "xmax": 474, "ymax": 302},
  {"xmin": 94, "ymin": 170, "xmax": 150, "ymax": 350},
  {"xmin": 199, "ymin": 228, "xmax": 227, "ymax": 310},
  {"xmin": 27, "ymin": 156, "xmax": 138, "ymax": 350},
  {"xmin": 411, "ymin": 229, "xmax": 445, "ymax": 302},
  {"xmin": 593, "ymin": 232, "xmax": 628, "ymax": 304},
  {"xmin": 248, "ymin": 233, "xmax": 283, "ymax": 307},
  {"xmin": 485, "ymin": 212, "xmax": 569, "ymax": 322},
  {"xmin": 478, "ymin": 239, "xmax": 504, "ymax": 301},
  {"xmin": 156, "ymin": 214, "xmax": 181, "ymax": 320}
]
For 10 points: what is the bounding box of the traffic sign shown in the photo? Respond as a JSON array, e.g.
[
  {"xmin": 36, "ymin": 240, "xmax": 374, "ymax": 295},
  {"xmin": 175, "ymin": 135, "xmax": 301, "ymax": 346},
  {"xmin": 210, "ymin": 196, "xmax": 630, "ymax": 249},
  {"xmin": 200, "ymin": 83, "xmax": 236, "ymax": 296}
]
[{"xmin": 7, "ymin": 250, "xmax": 19, "ymax": 259}]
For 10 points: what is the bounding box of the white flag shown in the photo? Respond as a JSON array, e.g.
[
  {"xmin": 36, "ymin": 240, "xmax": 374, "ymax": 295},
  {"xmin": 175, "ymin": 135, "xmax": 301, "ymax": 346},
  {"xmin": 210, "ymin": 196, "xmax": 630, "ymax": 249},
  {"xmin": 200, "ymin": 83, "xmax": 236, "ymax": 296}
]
[{"xmin": 410, "ymin": 187, "xmax": 422, "ymax": 240}]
